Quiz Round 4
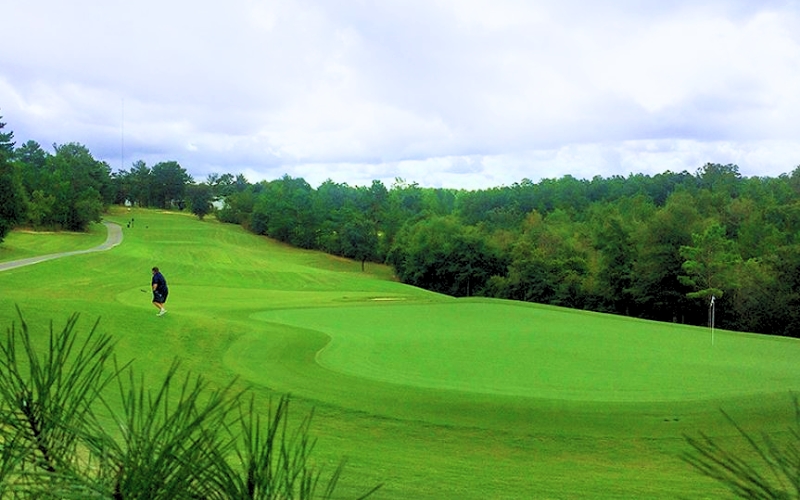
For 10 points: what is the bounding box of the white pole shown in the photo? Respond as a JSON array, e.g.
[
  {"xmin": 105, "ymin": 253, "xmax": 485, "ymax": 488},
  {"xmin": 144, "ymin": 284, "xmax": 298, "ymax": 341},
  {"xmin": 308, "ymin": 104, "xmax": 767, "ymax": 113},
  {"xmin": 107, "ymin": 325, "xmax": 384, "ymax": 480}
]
[{"xmin": 710, "ymin": 295, "xmax": 716, "ymax": 346}]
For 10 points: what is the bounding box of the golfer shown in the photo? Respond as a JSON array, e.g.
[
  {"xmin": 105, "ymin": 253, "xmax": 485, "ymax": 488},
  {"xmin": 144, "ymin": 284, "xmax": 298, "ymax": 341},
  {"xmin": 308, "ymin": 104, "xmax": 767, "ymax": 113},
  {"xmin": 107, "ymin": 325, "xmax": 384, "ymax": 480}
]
[{"xmin": 151, "ymin": 266, "xmax": 169, "ymax": 316}]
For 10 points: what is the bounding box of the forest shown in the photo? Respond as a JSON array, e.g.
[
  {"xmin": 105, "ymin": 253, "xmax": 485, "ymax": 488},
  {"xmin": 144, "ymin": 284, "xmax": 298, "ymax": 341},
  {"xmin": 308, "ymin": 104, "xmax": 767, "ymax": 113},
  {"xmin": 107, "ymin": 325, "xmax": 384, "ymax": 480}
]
[{"xmin": 2, "ymin": 115, "xmax": 800, "ymax": 336}]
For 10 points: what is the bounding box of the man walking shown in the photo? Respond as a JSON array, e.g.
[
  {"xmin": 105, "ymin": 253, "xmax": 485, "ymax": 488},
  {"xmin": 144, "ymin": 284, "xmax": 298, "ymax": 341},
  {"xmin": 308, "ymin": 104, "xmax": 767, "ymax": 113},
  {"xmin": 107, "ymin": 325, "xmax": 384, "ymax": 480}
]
[{"xmin": 151, "ymin": 266, "xmax": 169, "ymax": 316}]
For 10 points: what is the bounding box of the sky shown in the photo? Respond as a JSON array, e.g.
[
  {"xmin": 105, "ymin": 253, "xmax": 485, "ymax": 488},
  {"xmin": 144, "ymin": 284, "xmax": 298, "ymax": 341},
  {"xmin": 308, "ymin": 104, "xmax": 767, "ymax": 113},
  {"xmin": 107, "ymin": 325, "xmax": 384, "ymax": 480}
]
[{"xmin": 2, "ymin": 0, "xmax": 800, "ymax": 190}]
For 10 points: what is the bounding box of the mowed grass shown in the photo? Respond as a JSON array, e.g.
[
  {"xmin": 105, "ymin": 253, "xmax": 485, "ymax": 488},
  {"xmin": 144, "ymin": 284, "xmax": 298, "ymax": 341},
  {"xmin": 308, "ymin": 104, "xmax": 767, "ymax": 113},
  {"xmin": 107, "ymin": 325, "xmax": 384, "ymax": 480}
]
[
  {"xmin": 1, "ymin": 207, "xmax": 799, "ymax": 499},
  {"xmin": 251, "ymin": 301, "xmax": 800, "ymax": 402},
  {"xmin": 0, "ymin": 223, "xmax": 108, "ymax": 262}
]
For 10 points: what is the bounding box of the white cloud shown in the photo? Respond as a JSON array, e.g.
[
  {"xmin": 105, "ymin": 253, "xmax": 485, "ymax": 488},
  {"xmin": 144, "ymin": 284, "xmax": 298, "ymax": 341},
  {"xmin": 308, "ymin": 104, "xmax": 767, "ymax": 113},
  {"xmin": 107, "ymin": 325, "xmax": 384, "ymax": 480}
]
[{"xmin": 1, "ymin": 0, "xmax": 799, "ymax": 188}]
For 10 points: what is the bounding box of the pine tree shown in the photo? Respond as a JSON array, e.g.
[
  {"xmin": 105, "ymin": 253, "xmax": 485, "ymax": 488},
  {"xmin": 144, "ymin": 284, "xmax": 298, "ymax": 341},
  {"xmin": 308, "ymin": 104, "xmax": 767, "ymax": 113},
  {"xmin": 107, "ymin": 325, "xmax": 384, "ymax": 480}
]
[
  {"xmin": 0, "ymin": 114, "xmax": 25, "ymax": 241},
  {"xmin": 0, "ymin": 113, "xmax": 15, "ymax": 158}
]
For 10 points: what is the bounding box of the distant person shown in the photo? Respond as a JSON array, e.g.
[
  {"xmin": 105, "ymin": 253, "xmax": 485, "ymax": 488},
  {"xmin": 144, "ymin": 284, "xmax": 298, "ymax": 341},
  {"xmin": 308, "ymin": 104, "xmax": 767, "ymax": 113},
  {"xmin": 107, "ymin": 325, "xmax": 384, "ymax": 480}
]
[{"xmin": 151, "ymin": 266, "xmax": 168, "ymax": 316}]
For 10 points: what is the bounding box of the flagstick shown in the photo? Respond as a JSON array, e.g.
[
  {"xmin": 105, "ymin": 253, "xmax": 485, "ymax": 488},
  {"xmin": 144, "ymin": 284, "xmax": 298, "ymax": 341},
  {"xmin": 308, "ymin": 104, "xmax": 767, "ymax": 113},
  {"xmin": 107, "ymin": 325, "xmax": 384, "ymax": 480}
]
[{"xmin": 710, "ymin": 295, "xmax": 716, "ymax": 346}]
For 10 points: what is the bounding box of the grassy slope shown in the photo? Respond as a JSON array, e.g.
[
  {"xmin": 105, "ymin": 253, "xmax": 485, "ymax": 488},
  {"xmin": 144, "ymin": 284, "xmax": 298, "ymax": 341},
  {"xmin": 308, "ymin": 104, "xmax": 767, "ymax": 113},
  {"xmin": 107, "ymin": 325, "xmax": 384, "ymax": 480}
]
[
  {"xmin": 0, "ymin": 223, "xmax": 107, "ymax": 262},
  {"xmin": 0, "ymin": 207, "xmax": 797, "ymax": 499}
]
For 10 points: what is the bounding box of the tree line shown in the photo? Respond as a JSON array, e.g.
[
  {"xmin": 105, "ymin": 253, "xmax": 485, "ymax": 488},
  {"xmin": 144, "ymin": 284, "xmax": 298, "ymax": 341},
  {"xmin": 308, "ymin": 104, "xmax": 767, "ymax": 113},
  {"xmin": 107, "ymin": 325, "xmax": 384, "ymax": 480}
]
[
  {"xmin": 0, "ymin": 116, "xmax": 195, "ymax": 233},
  {"xmin": 2, "ymin": 115, "xmax": 800, "ymax": 336},
  {"xmin": 213, "ymin": 165, "xmax": 800, "ymax": 337}
]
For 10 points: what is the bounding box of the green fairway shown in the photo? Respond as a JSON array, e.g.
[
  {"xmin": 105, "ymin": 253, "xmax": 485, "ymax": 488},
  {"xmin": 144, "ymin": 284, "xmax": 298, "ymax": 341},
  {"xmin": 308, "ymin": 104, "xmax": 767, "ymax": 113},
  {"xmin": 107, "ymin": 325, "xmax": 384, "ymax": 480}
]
[{"xmin": 1, "ymin": 207, "xmax": 798, "ymax": 499}]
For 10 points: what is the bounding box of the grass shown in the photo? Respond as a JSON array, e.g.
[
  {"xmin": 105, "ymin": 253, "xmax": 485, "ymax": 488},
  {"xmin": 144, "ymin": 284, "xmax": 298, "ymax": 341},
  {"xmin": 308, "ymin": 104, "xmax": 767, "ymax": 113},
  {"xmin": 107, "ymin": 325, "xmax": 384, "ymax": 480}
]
[
  {"xmin": 0, "ymin": 206, "xmax": 798, "ymax": 498},
  {"xmin": 250, "ymin": 300, "xmax": 800, "ymax": 402},
  {"xmin": 0, "ymin": 223, "xmax": 107, "ymax": 262}
]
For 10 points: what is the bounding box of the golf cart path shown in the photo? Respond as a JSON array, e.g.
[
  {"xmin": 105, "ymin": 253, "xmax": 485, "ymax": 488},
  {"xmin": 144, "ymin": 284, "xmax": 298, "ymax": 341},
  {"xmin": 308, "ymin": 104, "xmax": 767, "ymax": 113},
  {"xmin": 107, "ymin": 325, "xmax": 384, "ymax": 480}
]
[{"xmin": 0, "ymin": 221, "xmax": 123, "ymax": 273}]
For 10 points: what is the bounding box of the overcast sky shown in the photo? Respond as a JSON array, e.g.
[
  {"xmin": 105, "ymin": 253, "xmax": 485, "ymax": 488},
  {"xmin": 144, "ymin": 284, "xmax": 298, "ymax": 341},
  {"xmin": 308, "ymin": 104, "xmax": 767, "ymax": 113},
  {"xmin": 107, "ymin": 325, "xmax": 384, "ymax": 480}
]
[{"xmin": 2, "ymin": 0, "xmax": 799, "ymax": 189}]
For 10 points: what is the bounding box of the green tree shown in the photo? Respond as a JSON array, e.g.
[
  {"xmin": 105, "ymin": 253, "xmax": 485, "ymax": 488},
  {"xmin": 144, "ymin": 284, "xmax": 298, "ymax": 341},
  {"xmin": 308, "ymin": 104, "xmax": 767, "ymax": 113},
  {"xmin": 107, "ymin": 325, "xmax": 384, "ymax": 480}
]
[
  {"xmin": 388, "ymin": 215, "xmax": 505, "ymax": 297},
  {"xmin": 363, "ymin": 180, "xmax": 390, "ymax": 258},
  {"xmin": 125, "ymin": 160, "xmax": 154, "ymax": 207},
  {"xmin": 206, "ymin": 172, "xmax": 236, "ymax": 198},
  {"xmin": 456, "ymin": 186, "xmax": 515, "ymax": 226},
  {"xmin": 46, "ymin": 143, "xmax": 110, "ymax": 231},
  {"xmin": 646, "ymin": 170, "xmax": 696, "ymax": 206},
  {"xmin": 629, "ymin": 191, "xmax": 702, "ymax": 323},
  {"xmin": 340, "ymin": 209, "xmax": 379, "ymax": 271},
  {"xmin": 727, "ymin": 257, "xmax": 781, "ymax": 334},
  {"xmin": 696, "ymin": 163, "xmax": 741, "ymax": 197},
  {"xmin": 26, "ymin": 190, "xmax": 55, "ymax": 229},
  {"xmin": 0, "ymin": 158, "xmax": 26, "ymax": 243},
  {"xmin": 217, "ymin": 185, "xmax": 257, "ymax": 226},
  {"xmin": 13, "ymin": 140, "xmax": 50, "ymax": 199},
  {"xmin": 0, "ymin": 114, "xmax": 26, "ymax": 242},
  {"xmin": 110, "ymin": 169, "xmax": 131, "ymax": 205},
  {"xmin": 726, "ymin": 197, "xmax": 783, "ymax": 259},
  {"xmin": 186, "ymin": 183, "xmax": 213, "ymax": 220},
  {"xmin": 487, "ymin": 210, "xmax": 588, "ymax": 308},
  {"xmin": 0, "ymin": 113, "xmax": 14, "ymax": 155},
  {"xmin": 313, "ymin": 180, "xmax": 355, "ymax": 256},
  {"xmin": 762, "ymin": 245, "xmax": 800, "ymax": 337},
  {"xmin": 593, "ymin": 215, "xmax": 634, "ymax": 315},
  {"xmin": 788, "ymin": 165, "xmax": 800, "ymax": 196},
  {"xmin": 383, "ymin": 179, "xmax": 424, "ymax": 251},
  {"xmin": 487, "ymin": 240, "xmax": 555, "ymax": 303},
  {"xmin": 253, "ymin": 175, "xmax": 319, "ymax": 248},
  {"xmin": 232, "ymin": 173, "xmax": 250, "ymax": 192},
  {"xmin": 151, "ymin": 161, "xmax": 192, "ymax": 209},
  {"xmin": 679, "ymin": 223, "xmax": 742, "ymax": 302},
  {"xmin": 14, "ymin": 141, "xmax": 55, "ymax": 227}
]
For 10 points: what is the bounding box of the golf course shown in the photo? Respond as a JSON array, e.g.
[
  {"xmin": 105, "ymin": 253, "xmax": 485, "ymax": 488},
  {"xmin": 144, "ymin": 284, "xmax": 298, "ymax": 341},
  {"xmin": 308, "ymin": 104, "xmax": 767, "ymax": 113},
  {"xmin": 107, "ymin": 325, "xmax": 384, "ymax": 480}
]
[{"xmin": 1, "ymin": 207, "xmax": 798, "ymax": 499}]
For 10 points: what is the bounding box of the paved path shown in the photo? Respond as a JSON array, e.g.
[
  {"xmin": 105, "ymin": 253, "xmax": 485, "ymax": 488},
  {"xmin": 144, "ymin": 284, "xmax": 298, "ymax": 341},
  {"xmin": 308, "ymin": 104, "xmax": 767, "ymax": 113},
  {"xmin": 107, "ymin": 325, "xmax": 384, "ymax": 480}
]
[{"xmin": 0, "ymin": 221, "xmax": 123, "ymax": 273}]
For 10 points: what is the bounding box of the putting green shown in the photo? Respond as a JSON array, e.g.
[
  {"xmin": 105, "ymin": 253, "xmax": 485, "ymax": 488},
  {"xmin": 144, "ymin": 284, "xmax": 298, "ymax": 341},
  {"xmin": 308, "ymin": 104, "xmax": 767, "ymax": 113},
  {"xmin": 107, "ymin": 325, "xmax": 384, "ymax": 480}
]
[{"xmin": 249, "ymin": 300, "xmax": 800, "ymax": 403}]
